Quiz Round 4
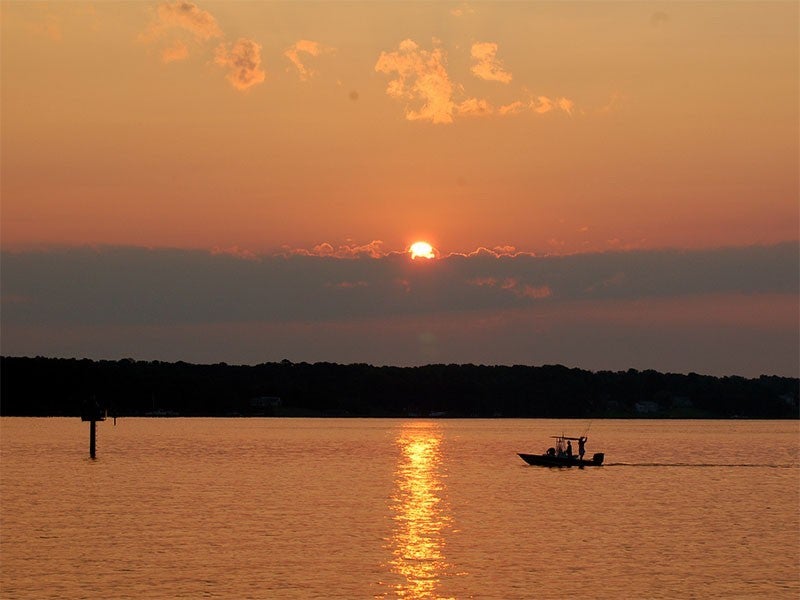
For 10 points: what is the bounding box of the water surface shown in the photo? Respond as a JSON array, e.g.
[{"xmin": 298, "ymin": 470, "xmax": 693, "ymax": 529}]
[{"xmin": 2, "ymin": 418, "xmax": 798, "ymax": 598}]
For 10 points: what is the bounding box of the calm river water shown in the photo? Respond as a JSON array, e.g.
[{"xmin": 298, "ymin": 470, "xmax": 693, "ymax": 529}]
[{"xmin": 1, "ymin": 418, "xmax": 798, "ymax": 599}]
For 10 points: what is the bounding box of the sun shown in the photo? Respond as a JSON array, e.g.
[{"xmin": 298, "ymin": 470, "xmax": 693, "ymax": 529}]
[{"xmin": 409, "ymin": 241, "xmax": 436, "ymax": 260}]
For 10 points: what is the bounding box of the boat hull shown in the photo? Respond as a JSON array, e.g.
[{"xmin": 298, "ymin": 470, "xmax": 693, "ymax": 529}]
[{"xmin": 518, "ymin": 452, "xmax": 604, "ymax": 467}]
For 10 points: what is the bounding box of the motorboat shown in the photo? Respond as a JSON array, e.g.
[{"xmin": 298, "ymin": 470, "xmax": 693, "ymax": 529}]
[{"xmin": 518, "ymin": 434, "xmax": 604, "ymax": 467}]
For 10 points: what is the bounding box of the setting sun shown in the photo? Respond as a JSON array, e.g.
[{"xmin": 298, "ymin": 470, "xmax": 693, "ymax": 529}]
[{"xmin": 409, "ymin": 241, "xmax": 435, "ymax": 260}]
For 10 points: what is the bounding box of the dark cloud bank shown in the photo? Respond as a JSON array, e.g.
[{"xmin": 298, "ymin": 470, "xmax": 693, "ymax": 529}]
[
  {"xmin": 2, "ymin": 243, "xmax": 797, "ymax": 326},
  {"xmin": 2, "ymin": 243, "xmax": 797, "ymax": 377}
]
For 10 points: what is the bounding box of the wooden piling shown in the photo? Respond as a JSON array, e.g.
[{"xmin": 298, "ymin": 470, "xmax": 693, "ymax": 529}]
[
  {"xmin": 82, "ymin": 398, "xmax": 105, "ymax": 459},
  {"xmin": 89, "ymin": 420, "xmax": 97, "ymax": 459}
]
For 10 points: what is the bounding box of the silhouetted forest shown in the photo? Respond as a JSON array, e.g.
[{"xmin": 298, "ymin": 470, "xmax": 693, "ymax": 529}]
[{"xmin": 2, "ymin": 356, "xmax": 797, "ymax": 418}]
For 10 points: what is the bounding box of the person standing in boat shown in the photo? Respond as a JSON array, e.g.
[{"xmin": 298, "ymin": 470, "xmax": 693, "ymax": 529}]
[
  {"xmin": 578, "ymin": 436, "xmax": 587, "ymax": 460},
  {"xmin": 566, "ymin": 440, "xmax": 573, "ymax": 458}
]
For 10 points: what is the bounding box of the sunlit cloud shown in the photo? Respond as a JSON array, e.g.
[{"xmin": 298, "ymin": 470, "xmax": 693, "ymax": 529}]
[
  {"xmin": 457, "ymin": 97, "xmax": 492, "ymax": 117},
  {"xmin": 161, "ymin": 40, "xmax": 189, "ymax": 63},
  {"xmin": 140, "ymin": 1, "xmax": 223, "ymax": 53},
  {"xmin": 214, "ymin": 38, "xmax": 266, "ymax": 91},
  {"xmin": 557, "ymin": 97, "xmax": 574, "ymax": 115},
  {"xmin": 284, "ymin": 39, "xmax": 333, "ymax": 81},
  {"xmin": 498, "ymin": 101, "xmax": 525, "ymax": 116},
  {"xmin": 450, "ymin": 4, "xmax": 475, "ymax": 18},
  {"xmin": 470, "ymin": 42, "xmax": 512, "ymax": 83},
  {"xmin": 452, "ymin": 246, "xmax": 524, "ymax": 258},
  {"xmin": 375, "ymin": 39, "xmax": 455, "ymax": 124},
  {"xmin": 313, "ymin": 242, "xmax": 335, "ymax": 257},
  {"xmin": 456, "ymin": 95, "xmax": 575, "ymax": 118},
  {"xmin": 531, "ymin": 95, "xmax": 575, "ymax": 115},
  {"xmin": 532, "ymin": 96, "xmax": 555, "ymax": 114},
  {"xmin": 287, "ymin": 240, "xmax": 389, "ymax": 259},
  {"xmin": 375, "ymin": 39, "xmax": 581, "ymax": 124},
  {"xmin": 338, "ymin": 240, "xmax": 386, "ymax": 258}
]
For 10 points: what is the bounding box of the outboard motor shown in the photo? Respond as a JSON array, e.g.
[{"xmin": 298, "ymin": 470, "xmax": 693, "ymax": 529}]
[{"xmin": 592, "ymin": 452, "xmax": 605, "ymax": 465}]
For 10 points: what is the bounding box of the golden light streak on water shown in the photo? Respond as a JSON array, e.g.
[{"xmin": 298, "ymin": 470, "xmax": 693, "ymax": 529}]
[{"xmin": 388, "ymin": 422, "xmax": 453, "ymax": 599}]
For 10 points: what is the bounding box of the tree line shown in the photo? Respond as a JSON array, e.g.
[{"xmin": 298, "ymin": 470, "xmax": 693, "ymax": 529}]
[{"xmin": 1, "ymin": 356, "xmax": 797, "ymax": 419}]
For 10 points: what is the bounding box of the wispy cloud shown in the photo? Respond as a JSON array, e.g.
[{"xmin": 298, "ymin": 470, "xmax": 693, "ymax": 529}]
[
  {"xmin": 450, "ymin": 4, "xmax": 475, "ymax": 18},
  {"xmin": 376, "ymin": 39, "xmax": 578, "ymax": 123},
  {"xmin": 457, "ymin": 97, "xmax": 493, "ymax": 117},
  {"xmin": 28, "ymin": 14, "xmax": 63, "ymax": 42},
  {"xmin": 498, "ymin": 101, "xmax": 525, "ymax": 116},
  {"xmin": 284, "ymin": 39, "xmax": 333, "ymax": 81},
  {"xmin": 375, "ymin": 39, "xmax": 455, "ymax": 124},
  {"xmin": 23, "ymin": 5, "xmax": 101, "ymax": 42},
  {"xmin": 214, "ymin": 39, "xmax": 266, "ymax": 91},
  {"xmin": 531, "ymin": 95, "xmax": 574, "ymax": 115},
  {"xmin": 140, "ymin": 1, "xmax": 222, "ymax": 62},
  {"xmin": 144, "ymin": 1, "xmax": 222, "ymax": 41},
  {"xmin": 141, "ymin": 1, "xmax": 264, "ymax": 91},
  {"xmin": 470, "ymin": 42, "xmax": 512, "ymax": 83},
  {"xmin": 161, "ymin": 40, "xmax": 189, "ymax": 63},
  {"xmin": 468, "ymin": 277, "xmax": 553, "ymax": 299},
  {"xmin": 597, "ymin": 92, "xmax": 625, "ymax": 114},
  {"xmin": 651, "ymin": 11, "xmax": 670, "ymax": 27}
]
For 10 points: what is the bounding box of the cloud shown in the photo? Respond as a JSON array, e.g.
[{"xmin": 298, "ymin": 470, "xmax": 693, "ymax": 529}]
[
  {"xmin": 2, "ymin": 243, "xmax": 796, "ymax": 327},
  {"xmin": 454, "ymin": 246, "xmax": 521, "ymax": 258},
  {"xmin": 284, "ymin": 39, "xmax": 333, "ymax": 81},
  {"xmin": 597, "ymin": 92, "xmax": 624, "ymax": 114},
  {"xmin": 140, "ymin": 0, "xmax": 222, "ymax": 42},
  {"xmin": 557, "ymin": 97, "xmax": 575, "ymax": 115},
  {"xmin": 375, "ymin": 39, "xmax": 455, "ymax": 124},
  {"xmin": 457, "ymin": 97, "xmax": 493, "ymax": 117},
  {"xmin": 375, "ymin": 40, "xmax": 580, "ymax": 123},
  {"xmin": 210, "ymin": 245, "xmax": 258, "ymax": 260},
  {"xmin": 498, "ymin": 101, "xmax": 525, "ymax": 116},
  {"xmin": 214, "ymin": 39, "xmax": 266, "ymax": 90},
  {"xmin": 450, "ymin": 5, "xmax": 475, "ymax": 18},
  {"xmin": 162, "ymin": 40, "xmax": 189, "ymax": 63},
  {"xmin": 651, "ymin": 11, "xmax": 670, "ymax": 27},
  {"xmin": 313, "ymin": 243, "xmax": 335, "ymax": 257},
  {"xmin": 286, "ymin": 240, "xmax": 388, "ymax": 259},
  {"xmin": 531, "ymin": 95, "xmax": 575, "ymax": 115},
  {"xmin": 3, "ymin": 244, "xmax": 797, "ymax": 375},
  {"xmin": 470, "ymin": 42, "xmax": 512, "ymax": 83},
  {"xmin": 141, "ymin": 1, "xmax": 268, "ymax": 92},
  {"xmin": 29, "ymin": 14, "xmax": 63, "ymax": 42},
  {"xmin": 467, "ymin": 277, "xmax": 552, "ymax": 299}
]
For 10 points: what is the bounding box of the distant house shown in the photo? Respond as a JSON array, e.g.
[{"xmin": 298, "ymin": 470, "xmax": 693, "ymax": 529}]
[
  {"xmin": 250, "ymin": 396, "xmax": 282, "ymax": 409},
  {"xmin": 634, "ymin": 400, "xmax": 661, "ymax": 415},
  {"xmin": 671, "ymin": 396, "xmax": 694, "ymax": 409}
]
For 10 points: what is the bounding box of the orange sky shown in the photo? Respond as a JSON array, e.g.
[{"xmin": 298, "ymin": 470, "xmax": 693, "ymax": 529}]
[
  {"xmin": 2, "ymin": 1, "xmax": 797, "ymax": 255},
  {"xmin": 1, "ymin": 2, "xmax": 798, "ymax": 376}
]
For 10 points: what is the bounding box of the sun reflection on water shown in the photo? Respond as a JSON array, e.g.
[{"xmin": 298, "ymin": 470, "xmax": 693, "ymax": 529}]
[{"xmin": 386, "ymin": 422, "xmax": 452, "ymax": 599}]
